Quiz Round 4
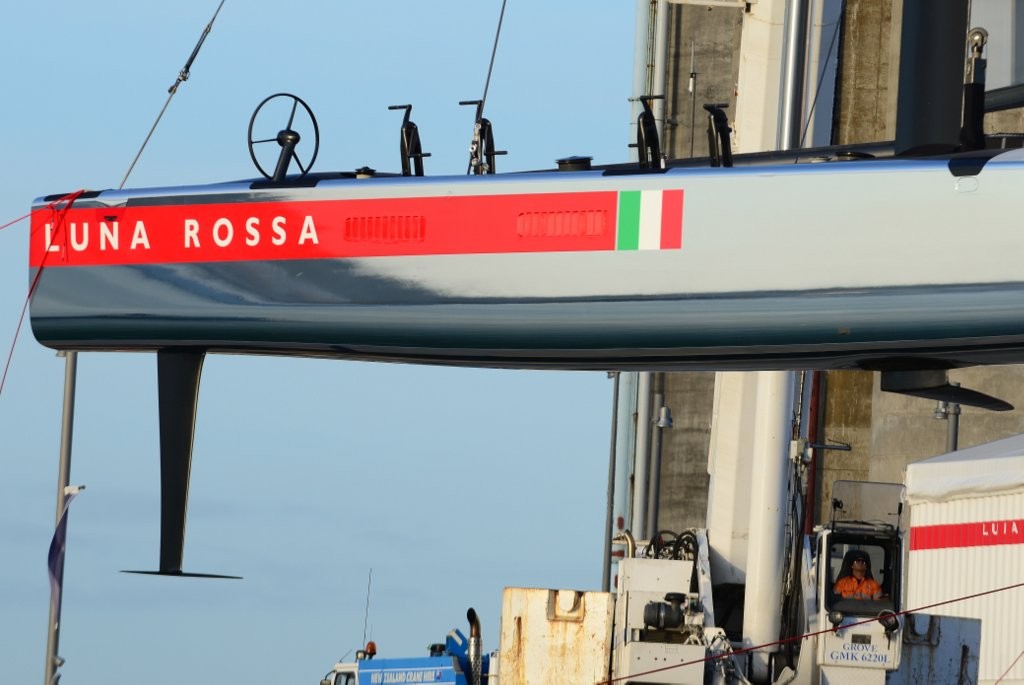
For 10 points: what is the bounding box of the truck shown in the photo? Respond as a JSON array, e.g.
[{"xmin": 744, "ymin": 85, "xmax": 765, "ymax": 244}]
[{"xmin": 321, "ymin": 609, "xmax": 490, "ymax": 685}]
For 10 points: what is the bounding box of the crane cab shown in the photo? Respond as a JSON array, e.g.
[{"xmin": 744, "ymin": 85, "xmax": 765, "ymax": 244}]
[{"xmin": 815, "ymin": 481, "xmax": 906, "ymax": 681}]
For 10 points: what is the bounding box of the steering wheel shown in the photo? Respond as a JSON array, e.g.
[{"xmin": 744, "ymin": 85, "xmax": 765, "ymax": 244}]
[{"xmin": 247, "ymin": 93, "xmax": 320, "ymax": 180}]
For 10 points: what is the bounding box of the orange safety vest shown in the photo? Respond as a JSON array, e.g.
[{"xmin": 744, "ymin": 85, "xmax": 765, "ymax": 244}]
[{"xmin": 834, "ymin": 575, "xmax": 882, "ymax": 598}]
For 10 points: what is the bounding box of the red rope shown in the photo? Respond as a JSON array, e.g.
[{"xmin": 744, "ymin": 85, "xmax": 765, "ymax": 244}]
[
  {"xmin": 0, "ymin": 211, "xmax": 31, "ymax": 232},
  {"xmin": 0, "ymin": 191, "xmax": 85, "ymax": 399},
  {"xmin": 995, "ymin": 647, "xmax": 1024, "ymax": 684},
  {"xmin": 597, "ymin": 579, "xmax": 1024, "ymax": 684}
]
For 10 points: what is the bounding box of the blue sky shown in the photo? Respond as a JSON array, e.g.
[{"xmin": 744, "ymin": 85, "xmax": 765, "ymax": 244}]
[{"xmin": 0, "ymin": 2, "xmax": 635, "ymax": 683}]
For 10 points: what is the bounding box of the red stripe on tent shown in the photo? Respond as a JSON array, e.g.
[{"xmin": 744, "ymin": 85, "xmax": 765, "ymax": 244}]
[
  {"xmin": 910, "ymin": 519, "xmax": 1024, "ymax": 550},
  {"xmin": 29, "ymin": 191, "xmax": 620, "ymax": 267},
  {"xmin": 659, "ymin": 189, "xmax": 683, "ymax": 249}
]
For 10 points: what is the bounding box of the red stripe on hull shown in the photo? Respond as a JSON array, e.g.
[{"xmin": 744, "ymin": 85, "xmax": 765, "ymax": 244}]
[
  {"xmin": 910, "ymin": 519, "xmax": 1024, "ymax": 550},
  {"xmin": 30, "ymin": 191, "xmax": 620, "ymax": 267}
]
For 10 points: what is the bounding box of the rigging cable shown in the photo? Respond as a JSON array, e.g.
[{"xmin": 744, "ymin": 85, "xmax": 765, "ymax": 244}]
[
  {"xmin": 466, "ymin": 0, "xmax": 509, "ymax": 174},
  {"xmin": 480, "ymin": 0, "xmax": 509, "ymax": 118},
  {"xmin": 996, "ymin": 648, "xmax": 1024, "ymax": 684},
  {"xmin": 119, "ymin": 0, "xmax": 226, "ymax": 189}
]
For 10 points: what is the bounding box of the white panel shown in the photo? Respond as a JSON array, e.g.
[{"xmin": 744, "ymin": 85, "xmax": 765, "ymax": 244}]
[
  {"xmin": 706, "ymin": 371, "xmax": 760, "ymax": 584},
  {"xmin": 734, "ymin": 0, "xmax": 786, "ymax": 153},
  {"xmin": 618, "ymin": 641, "xmax": 707, "ymax": 684},
  {"xmin": 637, "ymin": 190, "xmax": 663, "ymax": 250}
]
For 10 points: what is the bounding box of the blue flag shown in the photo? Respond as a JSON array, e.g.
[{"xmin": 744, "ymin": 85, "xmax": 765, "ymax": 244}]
[{"xmin": 47, "ymin": 488, "xmax": 81, "ymax": 612}]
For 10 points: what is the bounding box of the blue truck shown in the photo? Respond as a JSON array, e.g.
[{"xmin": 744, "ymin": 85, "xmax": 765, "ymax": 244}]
[{"xmin": 320, "ymin": 610, "xmax": 489, "ymax": 685}]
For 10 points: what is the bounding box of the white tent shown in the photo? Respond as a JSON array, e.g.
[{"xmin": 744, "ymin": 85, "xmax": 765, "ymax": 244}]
[{"xmin": 906, "ymin": 432, "xmax": 1024, "ymax": 504}]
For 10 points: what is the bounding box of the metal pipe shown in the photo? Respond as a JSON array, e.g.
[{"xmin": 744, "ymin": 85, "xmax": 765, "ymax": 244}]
[
  {"xmin": 646, "ymin": 373, "xmax": 666, "ymax": 536},
  {"xmin": 803, "ymin": 371, "xmax": 823, "ymax": 535},
  {"xmin": 613, "ymin": 530, "xmax": 637, "ymax": 560},
  {"xmin": 778, "ymin": 0, "xmax": 810, "ymax": 150},
  {"xmin": 689, "ymin": 41, "xmax": 698, "ymax": 157},
  {"xmin": 946, "ymin": 403, "xmax": 961, "ymax": 453},
  {"xmin": 630, "ymin": 0, "xmax": 652, "ymax": 161},
  {"xmin": 602, "ymin": 372, "xmax": 621, "ymax": 592},
  {"xmin": 631, "ymin": 372, "xmax": 653, "ymax": 541},
  {"xmin": 44, "ymin": 351, "xmax": 77, "ymax": 685},
  {"xmin": 946, "ymin": 382, "xmax": 961, "ymax": 453},
  {"xmin": 467, "ymin": 608, "xmax": 482, "ymax": 685}
]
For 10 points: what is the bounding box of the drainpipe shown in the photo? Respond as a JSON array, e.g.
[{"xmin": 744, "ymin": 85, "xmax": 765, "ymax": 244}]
[
  {"xmin": 647, "ymin": 373, "xmax": 669, "ymax": 537},
  {"xmin": 630, "ymin": 0, "xmax": 651, "ymax": 161},
  {"xmin": 803, "ymin": 371, "xmax": 822, "ymax": 535},
  {"xmin": 779, "ymin": 0, "xmax": 810, "ymax": 150},
  {"xmin": 652, "ymin": 0, "xmax": 669, "ymax": 143},
  {"xmin": 631, "ymin": 1, "xmax": 669, "ymax": 158}
]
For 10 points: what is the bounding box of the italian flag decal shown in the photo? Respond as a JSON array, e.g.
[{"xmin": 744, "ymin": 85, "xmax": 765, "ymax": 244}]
[{"xmin": 616, "ymin": 189, "xmax": 684, "ymax": 250}]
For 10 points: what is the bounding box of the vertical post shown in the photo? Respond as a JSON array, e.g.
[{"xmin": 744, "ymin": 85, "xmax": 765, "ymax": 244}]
[
  {"xmin": 602, "ymin": 373, "xmax": 620, "ymax": 592},
  {"xmin": 946, "ymin": 382, "xmax": 961, "ymax": 453},
  {"xmin": 689, "ymin": 41, "xmax": 698, "ymax": 157},
  {"xmin": 610, "ymin": 373, "xmax": 639, "ymax": 586},
  {"xmin": 946, "ymin": 402, "xmax": 961, "ymax": 453},
  {"xmin": 44, "ymin": 351, "xmax": 77, "ymax": 685},
  {"xmin": 646, "ymin": 373, "xmax": 666, "ymax": 537}
]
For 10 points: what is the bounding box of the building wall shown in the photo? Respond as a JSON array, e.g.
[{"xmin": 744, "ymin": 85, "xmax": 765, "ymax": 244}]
[{"xmin": 662, "ymin": 3, "xmax": 743, "ymax": 159}]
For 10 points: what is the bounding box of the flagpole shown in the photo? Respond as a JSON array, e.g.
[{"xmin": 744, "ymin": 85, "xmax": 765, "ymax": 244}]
[{"xmin": 43, "ymin": 351, "xmax": 77, "ymax": 685}]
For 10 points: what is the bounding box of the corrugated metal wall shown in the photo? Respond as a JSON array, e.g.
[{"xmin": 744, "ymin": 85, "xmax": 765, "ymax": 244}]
[{"xmin": 906, "ymin": 492, "xmax": 1024, "ymax": 683}]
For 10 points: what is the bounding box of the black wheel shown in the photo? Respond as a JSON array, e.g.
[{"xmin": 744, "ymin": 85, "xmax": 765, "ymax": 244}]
[{"xmin": 247, "ymin": 93, "xmax": 319, "ymax": 180}]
